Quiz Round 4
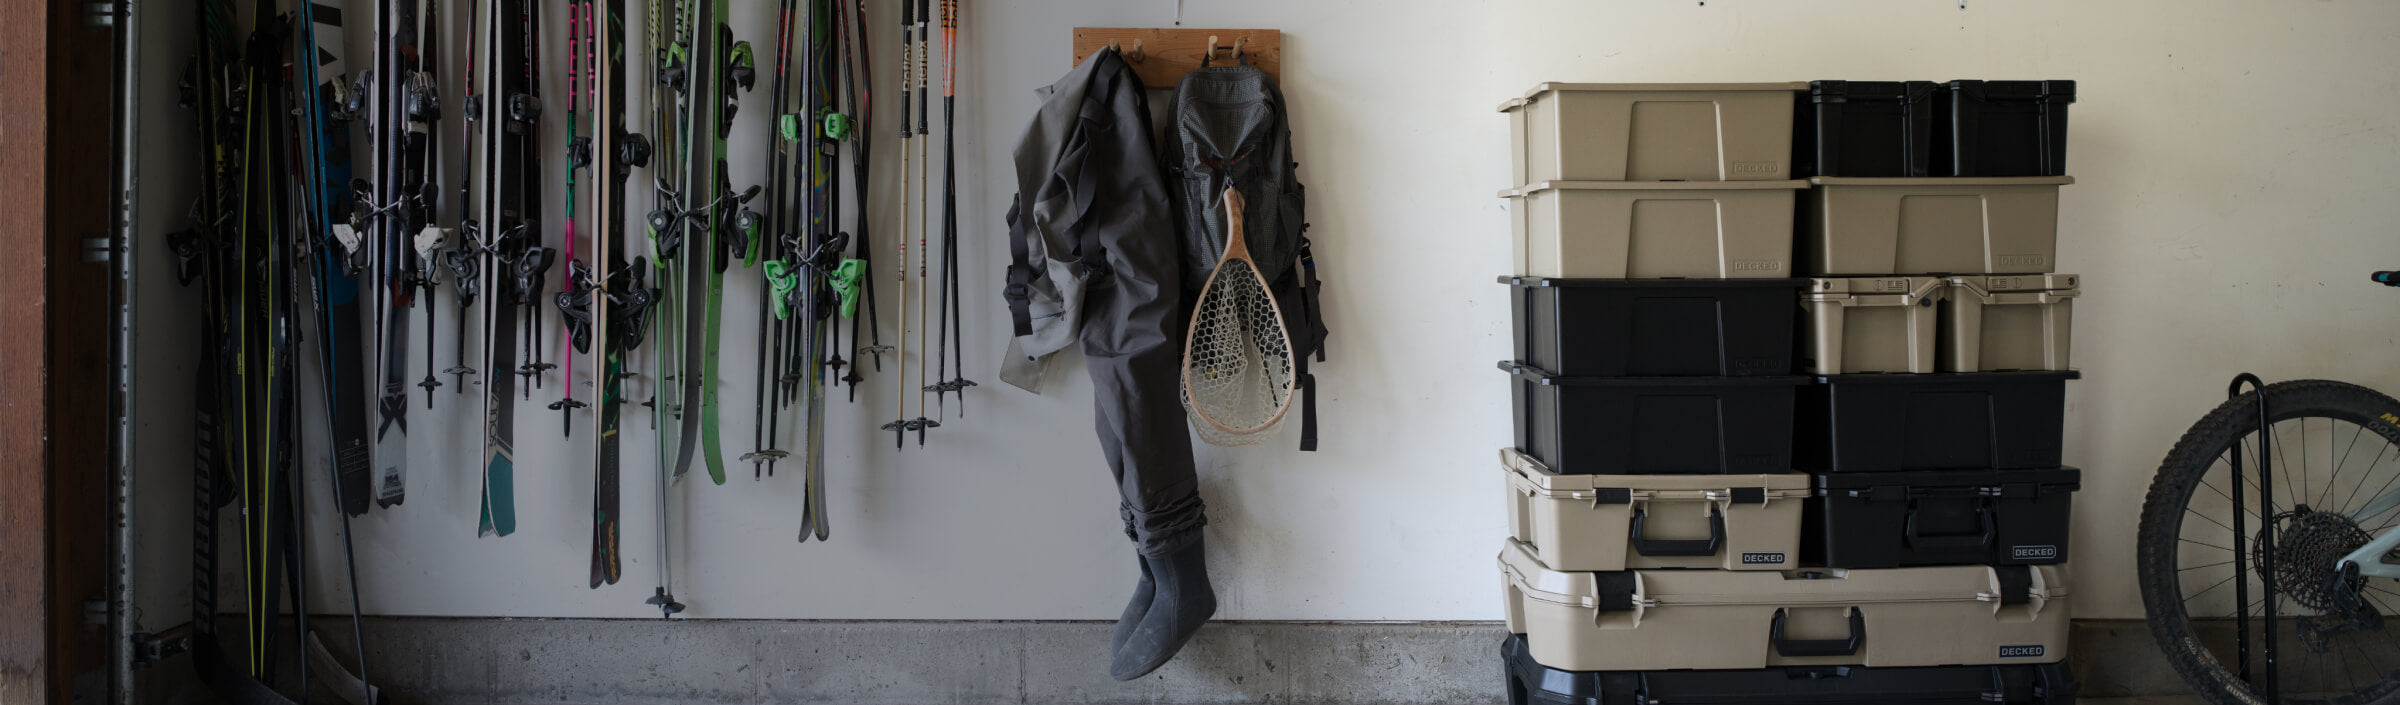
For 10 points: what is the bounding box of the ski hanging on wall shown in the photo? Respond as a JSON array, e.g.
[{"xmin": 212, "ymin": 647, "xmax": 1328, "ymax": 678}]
[
  {"xmin": 477, "ymin": 0, "xmax": 539, "ymax": 538},
  {"xmin": 797, "ymin": 0, "xmax": 844, "ymax": 543},
  {"xmin": 698, "ymin": 7, "xmax": 759, "ymax": 485},
  {"xmin": 300, "ymin": 0, "xmax": 376, "ymax": 519},
  {"xmin": 587, "ymin": 0, "xmax": 651, "ymax": 588},
  {"xmin": 292, "ymin": 0, "xmax": 380, "ymax": 693}
]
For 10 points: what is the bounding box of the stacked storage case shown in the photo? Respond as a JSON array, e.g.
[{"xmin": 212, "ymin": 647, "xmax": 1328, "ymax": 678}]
[{"xmin": 1497, "ymin": 80, "xmax": 2080, "ymax": 704}]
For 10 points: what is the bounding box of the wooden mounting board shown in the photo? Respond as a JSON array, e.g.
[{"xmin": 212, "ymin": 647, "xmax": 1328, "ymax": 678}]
[{"xmin": 1072, "ymin": 27, "xmax": 1283, "ymax": 89}]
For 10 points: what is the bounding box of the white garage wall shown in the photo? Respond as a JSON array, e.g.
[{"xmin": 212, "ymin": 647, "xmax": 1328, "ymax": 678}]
[{"xmin": 129, "ymin": 0, "xmax": 2400, "ymax": 628}]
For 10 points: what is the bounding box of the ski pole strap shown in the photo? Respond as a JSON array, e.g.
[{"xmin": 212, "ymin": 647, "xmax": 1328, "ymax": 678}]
[{"xmin": 832, "ymin": 258, "xmax": 865, "ymax": 319}]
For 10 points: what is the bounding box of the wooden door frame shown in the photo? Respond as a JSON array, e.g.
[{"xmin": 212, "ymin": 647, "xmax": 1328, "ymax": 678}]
[{"xmin": 2, "ymin": 0, "xmax": 121, "ymax": 701}]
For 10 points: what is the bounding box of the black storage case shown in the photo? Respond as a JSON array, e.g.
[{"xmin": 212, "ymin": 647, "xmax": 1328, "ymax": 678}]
[
  {"xmin": 1503, "ymin": 634, "xmax": 2080, "ymax": 705},
  {"xmin": 1507, "ymin": 362, "xmax": 1803, "ymax": 475},
  {"xmin": 1807, "ymin": 467, "xmax": 2081, "ymax": 569},
  {"xmin": 1797, "ymin": 371, "xmax": 2077, "ymax": 474},
  {"xmin": 1799, "ymin": 80, "xmax": 1938, "ymax": 177},
  {"xmin": 1504, "ymin": 276, "xmax": 1802, "ymax": 377},
  {"xmin": 1936, "ymin": 80, "xmax": 2076, "ymax": 177}
]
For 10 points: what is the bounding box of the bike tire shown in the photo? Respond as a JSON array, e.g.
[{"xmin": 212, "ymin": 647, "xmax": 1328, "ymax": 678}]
[{"xmin": 2141, "ymin": 379, "xmax": 2400, "ymax": 705}]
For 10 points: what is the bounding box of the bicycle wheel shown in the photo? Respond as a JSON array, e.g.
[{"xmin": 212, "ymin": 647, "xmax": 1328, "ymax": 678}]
[{"xmin": 2141, "ymin": 379, "xmax": 2400, "ymax": 705}]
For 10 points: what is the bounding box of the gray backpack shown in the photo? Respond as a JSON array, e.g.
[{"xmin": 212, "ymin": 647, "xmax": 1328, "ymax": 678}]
[{"xmin": 1162, "ymin": 60, "xmax": 1327, "ymax": 450}]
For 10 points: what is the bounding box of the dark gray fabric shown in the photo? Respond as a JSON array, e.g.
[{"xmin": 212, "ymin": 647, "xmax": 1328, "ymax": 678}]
[
  {"xmin": 1110, "ymin": 536, "xmax": 1216, "ymax": 680},
  {"xmin": 1163, "ymin": 64, "xmax": 1303, "ymax": 290},
  {"xmin": 1002, "ymin": 47, "xmax": 1206, "ymax": 557}
]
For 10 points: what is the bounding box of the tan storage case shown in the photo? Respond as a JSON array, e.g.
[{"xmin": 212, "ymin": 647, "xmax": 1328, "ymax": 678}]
[
  {"xmin": 1801, "ymin": 277, "xmax": 1946, "ymax": 374},
  {"xmin": 1941, "ymin": 274, "xmax": 2079, "ymax": 372},
  {"xmin": 1498, "ymin": 538, "xmax": 2070, "ymax": 671},
  {"xmin": 1504, "ymin": 180, "xmax": 1803, "ymax": 279},
  {"xmin": 1501, "ymin": 449, "xmax": 1808, "ymax": 572},
  {"xmin": 1502, "ymin": 83, "xmax": 1806, "ymax": 184},
  {"xmin": 1801, "ymin": 176, "xmax": 2074, "ymax": 276}
]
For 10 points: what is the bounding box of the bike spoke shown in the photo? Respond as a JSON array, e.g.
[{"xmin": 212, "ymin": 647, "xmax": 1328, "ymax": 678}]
[
  {"xmin": 2198, "ymin": 475, "xmax": 2269, "ymax": 526},
  {"xmin": 2186, "ymin": 507, "xmax": 2242, "ymax": 538},
  {"xmin": 2185, "ymin": 572, "xmax": 2240, "ymax": 605},
  {"xmin": 2339, "ymin": 425, "xmax": 2394, "ymax": 518},
  {"xmin": 2217, "ymin": 440, "xmax": 2284, "ymax": 519},
  {"xmin": 2277, "ymin": 418, "xmax": 2300, "ymax": 509},
  {"xmin": 2181, "ymin": 559, "xmax": 2236, "ymax": 573},
  {"xmin": 2331, "ymin": 421, "xmax": 2371, "ymax": 511}
]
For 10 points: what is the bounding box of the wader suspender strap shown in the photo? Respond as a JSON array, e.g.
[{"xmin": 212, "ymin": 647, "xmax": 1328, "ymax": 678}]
[
  {"xmin": 1296, "ymin": 239, "xmax": 1321, "ymax": 451},
  {"xmin": 1004, "ymin": 198, "xmax": 1034, "ymax": 336}
]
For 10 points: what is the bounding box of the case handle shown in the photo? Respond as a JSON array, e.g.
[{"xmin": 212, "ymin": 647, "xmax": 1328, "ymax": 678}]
[
  {"xmin": 1629, "ymin": 506, "xmax": 1725, "ymax": 557},
  {"xmin": 1903, "ymin": 498, "xmax": 1996, "ymax": 550},
  {"xmin": 1770, "ymin": 608, "xmax": 1866, "ymax": 658}
]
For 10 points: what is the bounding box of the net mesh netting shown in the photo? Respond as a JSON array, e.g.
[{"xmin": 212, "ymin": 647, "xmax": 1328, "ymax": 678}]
[{"xmin": 1182, "ymin": 258, "xmax": 1294, "ymax": 447}]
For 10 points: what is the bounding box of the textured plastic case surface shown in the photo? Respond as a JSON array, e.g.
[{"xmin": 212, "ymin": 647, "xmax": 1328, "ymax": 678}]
[
  {"xmin": 1508, "ymin": 363, "xmax": 1803, "ymax": 476},
  {"xmin": 1941, "ymin": 274, "xmax": 2079, "ymax": 372},
  {"xmin": 1499, "ymin": 538, "xmax": 2072, "ymax": 672},
  {"xmin": 1801, "ymin": 276, "xmax": 1948, "ymax": 374},
  {"xmin": 1796, "ymin": 371, "xmax": 2078, "ymax": 474},
  {"xmin": 1502, "ymin": 634, "xmax": 2081, "ymax": 705},
  {"xmin": 1502, "ymin": 448, "xmax": 1809, "ymax": 571},
  {"xmin": 1506, "ymin": 180, "xmax": 1802, "ymax": 279},
  {"xmin": 1801, "ymin": 176, "xmax": 2072, "ymax": 276},
  {"xmin": 1801, "ymin": 79, "xmax": 1939, "ymax": 178},
  {"xmin": 1937, "ymin": 79, "xmax": 2076, "ymax": 177},
  {"xmin": 1502, "ymin": 82, "xmax": 1806, "ymax": 184},
  {"xmin": 1507, "ymin": 276, "xmax": 1801, "ymax": 377},
  {"xmin": 1809, "ymin": 467, "xmax": 2081, "ymax": 569}
]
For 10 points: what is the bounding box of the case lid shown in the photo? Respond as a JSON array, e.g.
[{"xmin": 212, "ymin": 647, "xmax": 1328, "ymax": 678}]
[
  {"xmin": 1814, "ymin": 467, "xmax": 2083, "ymax": 495},
  {"xmin": 1499, "ymin": 82, "xmax": 1809, "ymax": 111},
  {"xmin": 1811, "ymin": 370, "xmax": 2083, "ymax": 385},
  {"xmin": 1807, "ymin": 175, "xmax": 2074, "ymax": 187},
  {"xmin": 1500, "ymin": 538, "xmax": 2069, "ymax": 612},
  {"xmin": 1804, "ymin": 276, "xmax": 1947, "ymax": 303},
  {"xmin": 1501, "ymin": 179, "xmax": 1810, "ymax": 199},
  {"xmin": 1948, "ymin": 79, "xmax": 2077, "ymax": 102},
  {"xmin": 1948, "ymin": 274, "xmax": 2081, "ymax": 298},
  {"xmin": 1809, "ymin": 79, "xmax": 1937, "ymax": 103},
  {"xmin": 1497, "ymin": 275, "xmax": 1809, "ymax": 290},
  {"xmin": 1502, "ymin": 448, "xmax": 1810, "ymax": 501},
  {"xmin": 1500, "ymin": 361, "xmax": 1811, "ymax": 388}
]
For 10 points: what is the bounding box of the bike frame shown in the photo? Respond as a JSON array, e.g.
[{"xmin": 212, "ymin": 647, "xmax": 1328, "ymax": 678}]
[{"xmin": 2340, "ymin": 493, "xmax": 2400, "ymax": 579}]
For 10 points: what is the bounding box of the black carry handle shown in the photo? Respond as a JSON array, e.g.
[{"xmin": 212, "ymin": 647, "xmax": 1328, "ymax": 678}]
[
  {"xmin": 1629, "ymin": 507, "xmax": 1726, "ymax": 557},
  {"xmin": 1770, "ymin": 608, "xmax": 1866, "ymax": 658},
  {"xmin": 1903, "ymin": 498, "xmax": 1996, "ymax": 549},
  {"xmin": 2374, "ymin": 271, "xmax": 2400, "ymax": 286}
]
